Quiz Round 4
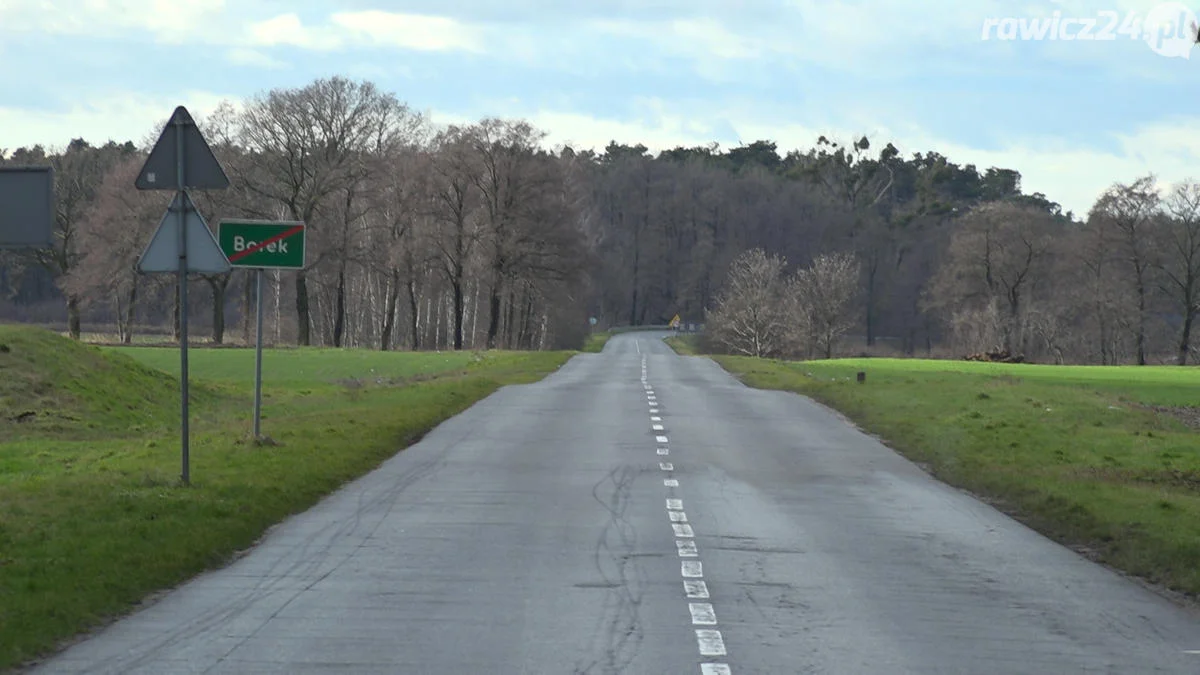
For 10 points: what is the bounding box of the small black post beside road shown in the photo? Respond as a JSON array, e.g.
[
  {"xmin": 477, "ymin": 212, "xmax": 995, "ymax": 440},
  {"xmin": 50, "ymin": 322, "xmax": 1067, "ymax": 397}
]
[{"xmin": 135, "ymin": 106, "xmax": 231, "ymax": 486}]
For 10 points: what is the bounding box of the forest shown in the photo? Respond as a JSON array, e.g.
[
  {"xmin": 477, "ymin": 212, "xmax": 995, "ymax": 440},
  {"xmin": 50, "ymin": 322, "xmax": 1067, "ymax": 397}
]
[{"xmin": 2, "ymin": 75, "xmax": 1196, "ymax": 365}]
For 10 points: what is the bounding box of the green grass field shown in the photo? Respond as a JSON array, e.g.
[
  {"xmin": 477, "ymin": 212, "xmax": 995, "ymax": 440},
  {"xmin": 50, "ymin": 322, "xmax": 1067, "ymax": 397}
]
[
  {"xmin": 106, "ymin": 345, "xmax": 486, "ymax": 386},
  {"xmin": 664, "ymin": 334, "xmax": 701, "ymax": 355},
  {"xmin": 697, "ymin": 351, "xmax": 1200, "ymax": 597},
  {"xmin": 0, "ymin": 325, "xmax": 571, "ymax": 671}
]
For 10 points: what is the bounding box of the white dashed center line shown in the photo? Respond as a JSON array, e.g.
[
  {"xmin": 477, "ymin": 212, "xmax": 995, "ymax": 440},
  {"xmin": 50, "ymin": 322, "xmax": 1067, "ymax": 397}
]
[
  {"xmin": 696, "ymin": 629, "xmax": 727, "ymax": 656},
  {"xmin": 643, "ymin": 361, "xmax": 732, "ymax": 674},
  {"xmin": 689, "ymin": 603, "xmax": 718, "ymax": 625}
]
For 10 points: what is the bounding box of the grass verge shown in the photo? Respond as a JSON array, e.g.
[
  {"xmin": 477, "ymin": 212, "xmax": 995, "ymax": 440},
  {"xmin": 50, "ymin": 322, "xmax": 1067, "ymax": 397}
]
[
  {"xmin": 581, "ymin": 331, "xmax": 612, "ymax": 353},
  {"xmin": 664, "ymin": 334, "xmax": 701, "ymax": 355},
  {"xmin": 0, "ymin": 325, "xmax": 570, "ymax": 671},
  {"xmin": 709, "ymin": 354, "xmax": 1200, "ymax": 597}
]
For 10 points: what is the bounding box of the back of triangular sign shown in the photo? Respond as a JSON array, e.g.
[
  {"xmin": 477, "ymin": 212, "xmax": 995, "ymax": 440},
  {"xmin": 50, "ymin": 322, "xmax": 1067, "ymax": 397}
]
[
  {"xmin": 138, "ymin": 193, "xmax": 231, "ymax": 274},
  {"xmin": 135, "ymin": 106, "xmax": 230, "ymax": 191}
]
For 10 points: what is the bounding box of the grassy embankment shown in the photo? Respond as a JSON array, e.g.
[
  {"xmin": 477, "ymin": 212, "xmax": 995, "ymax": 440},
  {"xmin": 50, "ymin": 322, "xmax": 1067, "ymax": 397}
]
[
  {"xmin": 0, "ymin": 325, "xmax": 570, "ymax": 671},
  {"xmin": 667, "ymin": 337, "xmax": 1200, "ymax": 597}
]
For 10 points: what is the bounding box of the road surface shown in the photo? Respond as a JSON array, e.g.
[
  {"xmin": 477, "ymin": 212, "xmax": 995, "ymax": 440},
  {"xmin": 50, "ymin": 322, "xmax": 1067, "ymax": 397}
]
[{"xmin": 29, "ymin": 332, "xmax": 1200, "ymax": 673}]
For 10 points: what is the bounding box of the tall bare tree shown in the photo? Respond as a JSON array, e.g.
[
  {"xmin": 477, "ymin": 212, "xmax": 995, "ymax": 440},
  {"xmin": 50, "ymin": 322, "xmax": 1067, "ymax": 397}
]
[
  {"xmin": 234, "ymin": 76, "xmax": 413, "ymax": 345},
  {"xmin": 427, "ymin": 128, "xmax": 482, "ymax": 350},
  {"xmin": 465, "ymin": 119, "xmax": 552, "ymax": 348},
  {"xmin": 1090, "ymin": 176, "xmax": 1160, "ymax": 365},
  {"xmin": 370, "ymin": 146, "xmax": 431, "ymax": 350},
  {"xmin": 925, "ymin": 201, "xmax": 1058, "ymax": 354},
  {"xmin": 792, "ymin": 251, "xmax": 861, "ymax": 358},
  {"xmin": 1159, "ymin": 180, "xmax": 1200, "ymax": 364},
  {"xmin": 28, "ymin": 139, "xmax": 136, "ymax": 338},
  {"xmin": 62, "ymin": 156, "xmax": 164, "ymax": 342}
]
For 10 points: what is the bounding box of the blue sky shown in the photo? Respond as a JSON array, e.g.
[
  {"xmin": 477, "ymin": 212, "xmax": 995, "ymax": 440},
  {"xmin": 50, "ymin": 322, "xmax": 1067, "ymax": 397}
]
[{"xmin": 2, "ymin": 0, "xmax": 1200, "ymax": 217}]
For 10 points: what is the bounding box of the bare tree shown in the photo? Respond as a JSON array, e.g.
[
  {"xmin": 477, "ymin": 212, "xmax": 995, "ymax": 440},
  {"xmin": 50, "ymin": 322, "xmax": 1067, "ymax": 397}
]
[
  {"xmin": 27, "ymin": 139, "xmax": 136, "ymax": 338},
  {"xmin": 464, "ymin": 119, "xmax": 553, "ymax": 348},
  {"xmin": 427, "ymin": 128, "xmax": 483, "ymax": 350},
  {"xmin": 706, "ymin": 248, "xmax": 789, "ymax": 357},
  {"xmin": 925, "ymin": 201, "xmax": 1058, "ymax": 354},
  {"xmin": 368, "ymin": 146, "xmax": 430, "ymax": 350},
  {"xmin": 1066, "ymin": 214, "xmax": 1133, "ymax": 363},
  {"xmin": 798, "ymin": 135, "xmax": 899, "ymax": 345},
  {"xmin": 948, "ymin": 300, "xmax": 1005, "ymax": 355},
  {"xmin": 63, "ymin": 156, "xmax": 164, "ymax": 342},
  {"xmin": 1090, "ymin": 176, "xmax": 1160, "ymax": 365},
  {"xmin": 792, "ymin": 251, "xmax": 861, "ymax": 358},
  {"xmin": 234, "ymin": 76, "xmax": 411, "ymax": 345},
  {"xmin": 1159, "ymin": 180, "xmax": 1200, "ymax": 364}
]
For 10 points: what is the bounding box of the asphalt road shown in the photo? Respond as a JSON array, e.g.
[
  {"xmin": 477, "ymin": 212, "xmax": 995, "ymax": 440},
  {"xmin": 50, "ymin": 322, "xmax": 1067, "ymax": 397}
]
[{"xmin": 29, "ymin": 332, "xmax": 1200, "ymax": 674}]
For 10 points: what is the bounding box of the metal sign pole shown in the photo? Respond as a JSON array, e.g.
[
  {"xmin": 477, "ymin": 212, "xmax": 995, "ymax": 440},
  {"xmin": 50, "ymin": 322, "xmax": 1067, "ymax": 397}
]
[
  {"xmin": 175, "ymin": 114, "xmax": 191, "ymax": 486},
  {"xmin": 134, "ymin": 105, "xmax": 231, "ymax": 486},
  {"xmin": 253, "ymin": 268, "xmax": 265, "ymax": 439}
]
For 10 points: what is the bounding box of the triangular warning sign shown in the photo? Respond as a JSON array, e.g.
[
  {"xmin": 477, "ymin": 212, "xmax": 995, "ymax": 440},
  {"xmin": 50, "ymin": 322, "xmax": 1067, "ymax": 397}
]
[
  {"xmin": 137, "ymin": 192, "xmax": 231, "ymax": 274},
  {"xmin": 135, "ymin": 106, "xmax": 229, "ymax": 191}
]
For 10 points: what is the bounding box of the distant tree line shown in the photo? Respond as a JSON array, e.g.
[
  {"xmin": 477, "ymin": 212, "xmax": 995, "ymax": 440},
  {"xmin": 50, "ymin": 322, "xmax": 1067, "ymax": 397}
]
[{"xmin": 2, "ymin": 76, "xmax": 1196, "ymax": 364}]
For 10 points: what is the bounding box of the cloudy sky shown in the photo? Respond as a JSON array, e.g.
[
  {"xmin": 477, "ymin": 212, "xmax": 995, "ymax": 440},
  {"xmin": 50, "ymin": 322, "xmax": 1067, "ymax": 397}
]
[{"xmin": 1, "ymin": 0, "xmax": 1199, "ymax": 216}]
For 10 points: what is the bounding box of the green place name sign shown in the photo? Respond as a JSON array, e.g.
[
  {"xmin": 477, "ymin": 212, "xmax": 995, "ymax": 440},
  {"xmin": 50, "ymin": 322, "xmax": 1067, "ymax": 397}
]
[{"xmin": 217, "ymin": 220, "xmax": 306, "ymax": 269}]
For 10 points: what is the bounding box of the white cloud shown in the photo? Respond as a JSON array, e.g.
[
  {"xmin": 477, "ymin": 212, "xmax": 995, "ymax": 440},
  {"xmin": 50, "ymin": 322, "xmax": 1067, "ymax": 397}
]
[
  {"xmin": 226, "ymin": 47, "xmax": 289, "ymax": 69},
  {"xmin": 0, "ymin": 3, "xmax": 484, "ymax": 54},
  {"xmin": 592, "ymin": 17, "xmax": 762, "ymax": 59},
  {"xmin": 582, "ymin": 0, "xmax": 1197, "ymax": 79},
  {"xmin": 0, "ymin": 0, "xmax": 227, "ymax": 40},
  {"xmin": 246, "ymin": 13, "xmax": 342, "ymax": 50},
  {"xmin": 330, "ymin": 11, "xmax": 485, "ymax": 52},
  {"xmin": 0, "ymin": 91, "xmax": 235, "ymax": 151}
]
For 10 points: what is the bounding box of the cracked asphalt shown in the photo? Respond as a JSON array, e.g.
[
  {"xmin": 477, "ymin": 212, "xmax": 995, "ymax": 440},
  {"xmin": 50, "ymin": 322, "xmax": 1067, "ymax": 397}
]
[{"xmin": 27, "ymin": 332, "xmax": 1200, "ymax": 674}]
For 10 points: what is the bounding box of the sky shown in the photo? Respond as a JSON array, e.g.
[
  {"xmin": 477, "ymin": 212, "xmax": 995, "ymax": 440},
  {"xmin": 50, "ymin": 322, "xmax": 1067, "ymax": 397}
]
[{"xmin": 2, "ymin": 0, "xmax": 1200, "ymax": 217}]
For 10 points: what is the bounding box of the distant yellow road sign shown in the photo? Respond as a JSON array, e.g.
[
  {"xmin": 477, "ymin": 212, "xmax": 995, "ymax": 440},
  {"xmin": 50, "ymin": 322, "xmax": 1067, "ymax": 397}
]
[{"xmin": 669, "ymin": 314, "xmax": 681, "ymax": 328}]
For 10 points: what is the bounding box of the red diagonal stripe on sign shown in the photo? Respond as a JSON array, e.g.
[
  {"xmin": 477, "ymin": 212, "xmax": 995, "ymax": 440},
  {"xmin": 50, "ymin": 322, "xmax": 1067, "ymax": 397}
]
[{"xmin": 228, "ymin": 224, "xmax": 304, "ymax": 263}]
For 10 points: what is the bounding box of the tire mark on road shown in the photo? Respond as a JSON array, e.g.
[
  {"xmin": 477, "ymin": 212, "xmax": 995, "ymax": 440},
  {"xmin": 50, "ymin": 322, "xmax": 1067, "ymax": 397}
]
[
  {"xmin": 575, "ymin": 465, "xmax": 646, "ymax": 675},
  {"xmin": 81, "ymin": 451, "xmax": 449, "ymax": 674}
]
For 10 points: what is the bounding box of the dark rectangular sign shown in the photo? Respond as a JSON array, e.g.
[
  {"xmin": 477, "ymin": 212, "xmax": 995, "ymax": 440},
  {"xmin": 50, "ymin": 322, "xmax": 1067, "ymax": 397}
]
[{"xmin": 0, "ymin": 166, "xmax": 54, "ymax": 249}]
